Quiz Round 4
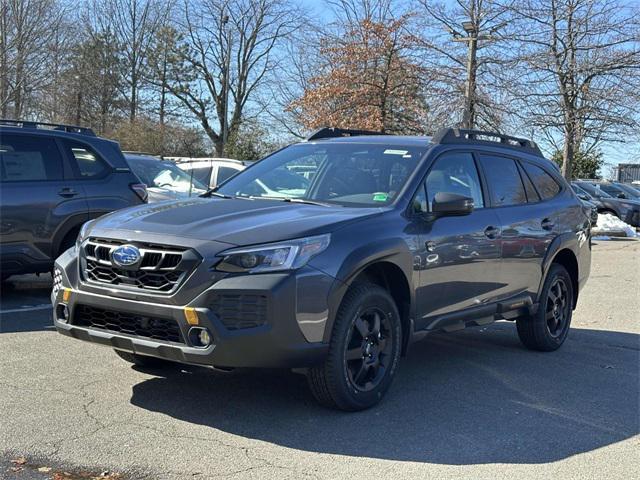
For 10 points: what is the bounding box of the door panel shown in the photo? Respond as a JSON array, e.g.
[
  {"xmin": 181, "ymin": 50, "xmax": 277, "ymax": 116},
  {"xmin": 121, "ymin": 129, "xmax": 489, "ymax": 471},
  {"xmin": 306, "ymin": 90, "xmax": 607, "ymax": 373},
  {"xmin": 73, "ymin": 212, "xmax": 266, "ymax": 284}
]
[
  {"xmin": 412, "ymin": 151, "xmax": 503, "ymax": 330},
  {"xmin": 478, "ymin": 155, "xmax": 552, "ymax": 300},
  {"xmin": 415, "ymin": 210, "xmax": 503, "ymax": 328}
]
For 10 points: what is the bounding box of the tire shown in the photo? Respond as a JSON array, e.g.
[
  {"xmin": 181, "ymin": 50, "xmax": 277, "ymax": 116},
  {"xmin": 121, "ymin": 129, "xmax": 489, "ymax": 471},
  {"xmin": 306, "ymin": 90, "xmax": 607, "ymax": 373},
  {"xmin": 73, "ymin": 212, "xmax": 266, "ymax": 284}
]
[
  {"xmin": 516, "ymin": 263, "xmax": 573, "ymax": 351},
  {"xmin": 307, "ymin": 283, "xmax": 402, "ymax": 411},
  {"xmin": 114, "ymin": 349, "xmax": 173, "ymax": 368}
]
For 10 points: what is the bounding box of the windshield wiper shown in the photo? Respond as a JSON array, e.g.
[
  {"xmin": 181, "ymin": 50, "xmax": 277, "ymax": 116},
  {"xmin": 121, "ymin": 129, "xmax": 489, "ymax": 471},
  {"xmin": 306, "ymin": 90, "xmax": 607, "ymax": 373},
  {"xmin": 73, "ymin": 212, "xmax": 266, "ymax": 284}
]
[
  {"xmin": 201, "ymin": 190, "xmax": 233, "ymax": 199},
  {"xmin": 236, "ymin": 195, "xmax": 333, "ymax": 207},
  {"xmin": 281, "ymin": 197, "xmax": 334, "ymax": 207}
]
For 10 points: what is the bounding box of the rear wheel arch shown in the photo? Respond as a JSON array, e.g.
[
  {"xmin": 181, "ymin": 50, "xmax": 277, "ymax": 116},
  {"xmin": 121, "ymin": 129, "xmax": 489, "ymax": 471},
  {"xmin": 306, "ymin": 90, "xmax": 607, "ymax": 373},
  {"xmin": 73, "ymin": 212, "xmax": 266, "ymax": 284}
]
[
  {"xmin": 599, "ymin": 208, "xmax": 618, "ymax": 217},
  {"xmin": 548, "ymin": 248, "xmax": 579, "ymax": 309}
]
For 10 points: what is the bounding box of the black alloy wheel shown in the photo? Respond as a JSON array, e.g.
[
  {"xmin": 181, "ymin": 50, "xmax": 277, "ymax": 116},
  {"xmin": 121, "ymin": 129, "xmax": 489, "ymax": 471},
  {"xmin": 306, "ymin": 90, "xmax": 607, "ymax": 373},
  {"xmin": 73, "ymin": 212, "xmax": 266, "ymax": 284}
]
[
  {"xmin": 545, "ymin": 277, "xmax": 570, "ymax": 338},
  {"xmin": 516, "ymin": 263, "xmax": 574, "ymax": 351},
  {"xmin": 307, "ymin": 283, "xmax": 402, "ymax": 411},
  {"xmin": 345, "ymin": 307, "xmax": 393, "ymax": 392}
]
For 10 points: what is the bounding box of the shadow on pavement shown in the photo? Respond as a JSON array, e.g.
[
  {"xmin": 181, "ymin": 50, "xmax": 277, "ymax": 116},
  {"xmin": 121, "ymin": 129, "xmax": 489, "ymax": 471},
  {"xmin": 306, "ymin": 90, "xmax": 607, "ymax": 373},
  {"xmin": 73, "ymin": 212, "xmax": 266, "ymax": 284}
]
[{"xmin": 130, "ymin": 323, "xmax": 639, "ymax": 465}]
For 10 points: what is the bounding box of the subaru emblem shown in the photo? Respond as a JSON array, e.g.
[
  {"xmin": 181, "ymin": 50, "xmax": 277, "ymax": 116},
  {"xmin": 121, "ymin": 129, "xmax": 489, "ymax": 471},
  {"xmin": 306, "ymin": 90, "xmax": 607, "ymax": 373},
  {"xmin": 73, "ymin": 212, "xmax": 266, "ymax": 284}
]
[{"xmin": 111, "ymin": 244, "xmax": 141, "ymax": 268}]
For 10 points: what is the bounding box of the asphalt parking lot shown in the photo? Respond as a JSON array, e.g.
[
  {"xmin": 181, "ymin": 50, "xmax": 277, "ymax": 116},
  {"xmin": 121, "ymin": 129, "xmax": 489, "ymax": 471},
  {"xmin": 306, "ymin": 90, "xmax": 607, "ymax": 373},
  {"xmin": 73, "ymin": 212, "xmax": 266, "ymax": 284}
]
[{"xmin": 1, "ymin": 240, "xmax": 638, "ymax": 480}]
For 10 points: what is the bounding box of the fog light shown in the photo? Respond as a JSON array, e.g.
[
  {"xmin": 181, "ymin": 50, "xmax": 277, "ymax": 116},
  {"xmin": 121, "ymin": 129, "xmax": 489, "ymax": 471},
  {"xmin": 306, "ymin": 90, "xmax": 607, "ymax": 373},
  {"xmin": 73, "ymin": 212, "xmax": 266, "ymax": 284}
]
[
  {"xmin": 199, "ymin": 329, "xmax": 211, "ymax": 346},
  {"xmin": 188, "ymin": 327, "xmax": 213, "ymax": 348},
  {"xmin": 56, "ymin": 304, "xmax": 70, "ymax": 323}
]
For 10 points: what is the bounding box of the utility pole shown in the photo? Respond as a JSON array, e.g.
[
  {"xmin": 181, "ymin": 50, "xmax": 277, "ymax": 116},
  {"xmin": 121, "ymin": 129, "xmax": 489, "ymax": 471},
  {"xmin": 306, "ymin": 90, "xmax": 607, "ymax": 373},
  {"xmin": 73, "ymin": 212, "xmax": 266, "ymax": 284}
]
[{"xmin": 447, "ymin": 2, "xmax": 505, "ymax": 130}]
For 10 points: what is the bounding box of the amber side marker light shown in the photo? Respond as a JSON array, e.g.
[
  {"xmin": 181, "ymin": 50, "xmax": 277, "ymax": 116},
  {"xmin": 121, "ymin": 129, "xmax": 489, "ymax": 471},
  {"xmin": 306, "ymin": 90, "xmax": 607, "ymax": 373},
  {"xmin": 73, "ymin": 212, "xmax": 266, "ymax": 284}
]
[
  {"xmin": 184, "ymin": 307, "xmax": 199, "ymax": 326},
  {"xmin": 62, "ymin": 288, "xmax": 72, "ymax": 302}
]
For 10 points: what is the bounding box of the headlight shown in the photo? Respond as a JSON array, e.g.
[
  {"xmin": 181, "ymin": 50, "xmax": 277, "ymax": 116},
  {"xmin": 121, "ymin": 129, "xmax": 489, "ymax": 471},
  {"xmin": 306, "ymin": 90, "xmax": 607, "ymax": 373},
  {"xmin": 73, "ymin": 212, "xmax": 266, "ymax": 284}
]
[
  {"xmin": 215, "ymin": 234, "xmax": 331, "ymax": 273},
  {"xmin": 76, "ymin": 220, "xmax": 95, "ymax": 250}
]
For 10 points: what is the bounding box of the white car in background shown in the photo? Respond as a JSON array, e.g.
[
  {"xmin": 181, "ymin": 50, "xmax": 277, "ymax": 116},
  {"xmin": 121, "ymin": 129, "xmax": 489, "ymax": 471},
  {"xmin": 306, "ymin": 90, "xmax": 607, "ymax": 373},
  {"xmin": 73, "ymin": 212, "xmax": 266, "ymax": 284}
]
[
  {"xmin": 124, "ymin": 153, "xmax": 207, "ymax": 202},
  {"xmin": 168, "ymin": 157, "xmax": 248, "ymax": 189},
  {"xmin": 172, "ymin": 157, "xmax": 309, "ymax": 198}
]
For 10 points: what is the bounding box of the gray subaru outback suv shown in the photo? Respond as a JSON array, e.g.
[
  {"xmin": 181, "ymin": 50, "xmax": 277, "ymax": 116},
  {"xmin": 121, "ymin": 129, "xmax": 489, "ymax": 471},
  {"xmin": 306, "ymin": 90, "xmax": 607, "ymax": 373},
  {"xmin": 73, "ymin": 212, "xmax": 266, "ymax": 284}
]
[{"xmin": 52, "ymin": 128, "xmax": 591, "ymax": 411}]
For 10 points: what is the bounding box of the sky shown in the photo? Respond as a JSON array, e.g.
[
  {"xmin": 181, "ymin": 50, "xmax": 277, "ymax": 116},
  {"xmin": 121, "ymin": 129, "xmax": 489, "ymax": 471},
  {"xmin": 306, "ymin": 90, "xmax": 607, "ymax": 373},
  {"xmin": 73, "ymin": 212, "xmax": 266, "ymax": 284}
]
[{"xmin": 293, "ymin": 0, "xmax": 639, "ymax": 176}]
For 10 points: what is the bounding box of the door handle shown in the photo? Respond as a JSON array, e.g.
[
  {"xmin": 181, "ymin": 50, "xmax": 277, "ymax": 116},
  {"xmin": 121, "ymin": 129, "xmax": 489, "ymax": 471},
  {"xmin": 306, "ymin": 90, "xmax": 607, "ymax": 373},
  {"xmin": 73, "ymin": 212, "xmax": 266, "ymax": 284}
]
[
  {"xmin": 541, "ymin": 218, "xmax": 555, "ymax": 231},
  {"xmin": 58, "ymin": 188, "xmax": 78, "ymax": 198},
  {"xmin": 484, "ymin": 225, "xmax": 500, "ymax": 239}
]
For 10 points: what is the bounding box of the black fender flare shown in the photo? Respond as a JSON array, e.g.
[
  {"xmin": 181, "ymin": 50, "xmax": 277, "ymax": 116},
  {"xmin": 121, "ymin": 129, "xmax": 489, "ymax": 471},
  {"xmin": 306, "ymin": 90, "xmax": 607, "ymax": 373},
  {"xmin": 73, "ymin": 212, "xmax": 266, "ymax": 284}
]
[
  {"xmin": 321, "ymin": 238, "xmax": 415, "ymax": 344},
  {"xmin": 537, "ymin": 231, "xmax": 580, "ymax": 304},
  {"xmin": 51, "ymin": 214, "xmax": 87, "ymax": 259}
]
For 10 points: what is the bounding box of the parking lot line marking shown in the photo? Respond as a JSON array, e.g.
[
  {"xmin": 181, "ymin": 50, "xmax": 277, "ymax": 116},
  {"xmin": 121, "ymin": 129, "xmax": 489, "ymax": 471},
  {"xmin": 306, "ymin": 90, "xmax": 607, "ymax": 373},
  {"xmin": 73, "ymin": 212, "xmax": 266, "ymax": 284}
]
[{"xmin": 0, "ymin": 304, "xmax": 52, "ymax": 314}]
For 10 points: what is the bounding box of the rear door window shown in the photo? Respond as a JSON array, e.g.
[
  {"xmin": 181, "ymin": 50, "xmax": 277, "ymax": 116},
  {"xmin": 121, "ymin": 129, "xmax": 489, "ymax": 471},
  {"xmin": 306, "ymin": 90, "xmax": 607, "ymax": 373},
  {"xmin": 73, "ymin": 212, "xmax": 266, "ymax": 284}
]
[
  {"xmin": 0, "ymin": 134, "xmax": 64, "ymax": 182},
  {"xmin": 522, "ymin": 162, "xmax": 561, "ymax": 200},
  {"xmin": 479, "ymin": 155, "xmax": 528, "ymax": 206},
  {"xmin": 62, "ymin": 140, "xmax": 109, "ymax": 178},
  {"xmin": 517, "ymin": 162, "xmax": 540, "ymax": 202}
]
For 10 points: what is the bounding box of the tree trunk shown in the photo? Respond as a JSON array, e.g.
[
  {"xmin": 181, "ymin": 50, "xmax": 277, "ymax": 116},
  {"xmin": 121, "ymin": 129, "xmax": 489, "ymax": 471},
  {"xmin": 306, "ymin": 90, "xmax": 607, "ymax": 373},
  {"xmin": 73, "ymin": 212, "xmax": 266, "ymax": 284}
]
[
  {"xmin": 562, "ymin": 122, "xmax": 575, "ymax": 180},
  {"xmin": 0, "ymin": 4, "xmax": 8, "ymax": 118}
]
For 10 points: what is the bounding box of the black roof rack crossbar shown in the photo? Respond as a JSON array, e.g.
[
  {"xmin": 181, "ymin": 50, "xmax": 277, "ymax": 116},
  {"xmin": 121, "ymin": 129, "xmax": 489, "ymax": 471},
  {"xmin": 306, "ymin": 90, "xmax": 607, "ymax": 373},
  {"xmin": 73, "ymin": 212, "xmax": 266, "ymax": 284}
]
[
  {"xmin": 0, "ymin": 119, "xmax": 96, "ymax": 136},
  {"xmin": 432, "ymin": 128, "xmax": 542, "ymax": 157},
  {"xmin": 306, "ymin": 127, "xmax": 386, "ymax": 141}
]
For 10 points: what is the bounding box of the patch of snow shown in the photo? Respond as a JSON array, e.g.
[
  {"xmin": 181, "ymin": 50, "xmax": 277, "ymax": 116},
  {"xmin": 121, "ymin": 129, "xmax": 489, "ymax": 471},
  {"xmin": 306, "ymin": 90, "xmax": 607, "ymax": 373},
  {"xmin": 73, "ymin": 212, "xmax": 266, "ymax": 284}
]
[{"xmin": 593, "ymin": 213, "xmax": 639, "ymax": 238}]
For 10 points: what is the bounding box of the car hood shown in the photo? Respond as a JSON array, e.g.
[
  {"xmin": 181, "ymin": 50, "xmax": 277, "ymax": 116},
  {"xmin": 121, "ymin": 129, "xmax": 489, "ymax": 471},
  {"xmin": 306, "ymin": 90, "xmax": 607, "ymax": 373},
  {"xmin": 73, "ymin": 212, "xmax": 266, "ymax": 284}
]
[{"xmin": 91, "ymin": 197, "xmax": 386, "ymax": 246}]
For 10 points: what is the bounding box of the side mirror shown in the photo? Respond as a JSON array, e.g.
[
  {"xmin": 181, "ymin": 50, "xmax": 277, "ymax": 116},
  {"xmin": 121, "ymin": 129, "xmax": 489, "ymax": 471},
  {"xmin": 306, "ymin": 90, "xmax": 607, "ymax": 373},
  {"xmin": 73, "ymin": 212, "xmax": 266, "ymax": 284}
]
[
  {"xmin": 617, "ymin": 192, "xmax": 626, "ymax": 199},
  {"xmin": 432, "ymin": 192, "xmax": 474, "ymax": 216}
]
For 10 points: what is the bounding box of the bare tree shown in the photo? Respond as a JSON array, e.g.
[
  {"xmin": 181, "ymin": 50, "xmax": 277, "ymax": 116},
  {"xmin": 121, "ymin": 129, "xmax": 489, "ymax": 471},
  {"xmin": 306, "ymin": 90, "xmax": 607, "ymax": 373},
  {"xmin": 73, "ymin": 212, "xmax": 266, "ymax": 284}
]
[
  {"xmin": 505, "ymin": 0, "xmax": 640, "ymax": 179},
  {"xmin": 0, "ymin": 0, "xmax": 67, "ymax": 118},
  {"xmin": 156, "ymin": 0, "xmax": 301, "ymax": 156},
  {"xmin": 414, "ymin": 0, "xmax": 512, "ymax": 130},
  {"xmin": 87, "ymin": 0, "xmax": 171, "ymax": 122}
]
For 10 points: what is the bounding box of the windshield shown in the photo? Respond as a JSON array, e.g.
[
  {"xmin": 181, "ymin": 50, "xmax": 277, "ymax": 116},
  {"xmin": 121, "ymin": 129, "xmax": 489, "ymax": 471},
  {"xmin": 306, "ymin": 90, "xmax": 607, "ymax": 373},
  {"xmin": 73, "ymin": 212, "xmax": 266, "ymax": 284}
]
[
  {"xmin": 571, "ymin": 184, "xmax": 592, "ymax": 199},
  {"xmin": 128, "ymin": 157, "xmax": 207, "ymax": 192},
  {"xmin": 616, "ymin": 183, "xmax": 640, "ymax": 199},
  {"xmin": 598, "ymin": 183, "xmax": 626, "ymax": 197},
  {"xmin": 577, "ymin": 182, "xmax": 612, "ymax": 198},
  {"xmin": 218, "ymin": 143, "xmax": 427, "ymax": 206}
]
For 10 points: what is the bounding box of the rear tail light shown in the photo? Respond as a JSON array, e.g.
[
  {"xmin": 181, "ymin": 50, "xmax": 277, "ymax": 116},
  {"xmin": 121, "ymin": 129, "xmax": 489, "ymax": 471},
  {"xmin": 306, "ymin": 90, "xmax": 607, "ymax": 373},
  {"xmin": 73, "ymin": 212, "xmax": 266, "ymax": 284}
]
[{"xmin": 130, "ymin": 183, "xmax": 148, "ymax": 202}]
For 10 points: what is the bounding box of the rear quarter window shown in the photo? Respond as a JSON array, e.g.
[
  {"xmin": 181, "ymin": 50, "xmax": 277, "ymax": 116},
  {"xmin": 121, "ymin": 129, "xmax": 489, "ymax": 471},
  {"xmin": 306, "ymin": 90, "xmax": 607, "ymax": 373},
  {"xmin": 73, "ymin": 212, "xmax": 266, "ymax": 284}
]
[{"xmin": 62, "ymin": 140, "xmax": 109, "ymax": 178}]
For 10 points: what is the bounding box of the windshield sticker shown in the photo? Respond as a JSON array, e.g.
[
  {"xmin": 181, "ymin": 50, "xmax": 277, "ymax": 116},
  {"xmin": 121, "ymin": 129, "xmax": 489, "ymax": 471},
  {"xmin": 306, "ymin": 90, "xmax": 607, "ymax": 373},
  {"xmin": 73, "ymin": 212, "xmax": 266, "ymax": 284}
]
[
  {"xmin": 373, "ymin": 192, "xmax": 389, "ymax": 202},
  {"xmin": 384, "ymin": 149, "xmax": 409, "ymax": 156}
]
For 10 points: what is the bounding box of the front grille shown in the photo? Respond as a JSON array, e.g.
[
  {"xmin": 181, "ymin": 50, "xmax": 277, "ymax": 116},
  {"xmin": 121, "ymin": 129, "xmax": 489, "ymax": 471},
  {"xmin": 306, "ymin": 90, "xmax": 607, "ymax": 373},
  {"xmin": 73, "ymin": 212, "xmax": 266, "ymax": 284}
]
[
  {"xmin": 74, "ymin": 305, "xmax": 184, "ymax": 343},
  {"xmin": 81, "ymin": 238, "xmax": 199, "ymax": 293},
  {"xmin": 209, "ymin": 294, "xmax": 268, "ymax": 330}
]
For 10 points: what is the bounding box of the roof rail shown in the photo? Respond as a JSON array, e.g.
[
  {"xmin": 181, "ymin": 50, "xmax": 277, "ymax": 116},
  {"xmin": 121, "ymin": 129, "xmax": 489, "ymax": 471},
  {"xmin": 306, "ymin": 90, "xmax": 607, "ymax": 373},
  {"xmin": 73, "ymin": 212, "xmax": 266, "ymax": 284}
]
[
  {"xmin": 0, "ymin": 118, "xmax": 96, "ymax": 136},
  {"xmin": 432, "ymin": 128, "xmax": 542, "ymax": 157},
  {"xmin": 306, "ymin": 127, "xmax": 385, "ymax": 141},
  {"xmin": 122, "ymin": 151, "xmax": 159, "ymax": 157}
]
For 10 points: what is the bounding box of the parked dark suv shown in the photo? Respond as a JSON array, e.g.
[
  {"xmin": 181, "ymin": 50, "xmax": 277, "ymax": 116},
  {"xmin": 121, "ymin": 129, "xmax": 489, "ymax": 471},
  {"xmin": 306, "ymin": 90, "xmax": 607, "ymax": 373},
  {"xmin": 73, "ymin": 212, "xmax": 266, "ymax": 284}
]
[
  {"xmin": 573, "ymin": 180, "xmax": 640, "ymax": 227},
  {"xmin": 0, "ymin": 120, "xmax": 147, "ymax": 281},
  {"xmin": 52, "ymin": 128, "xmax": 591, "ymax": 411}
]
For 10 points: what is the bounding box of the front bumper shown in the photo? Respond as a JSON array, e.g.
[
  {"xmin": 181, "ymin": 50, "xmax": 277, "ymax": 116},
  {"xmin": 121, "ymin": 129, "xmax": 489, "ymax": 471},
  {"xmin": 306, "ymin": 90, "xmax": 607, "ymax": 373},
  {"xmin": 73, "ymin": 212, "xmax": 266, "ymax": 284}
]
[{"xmin": 52, "ymin": 248, "xmax": 332, "ymax": 369}]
